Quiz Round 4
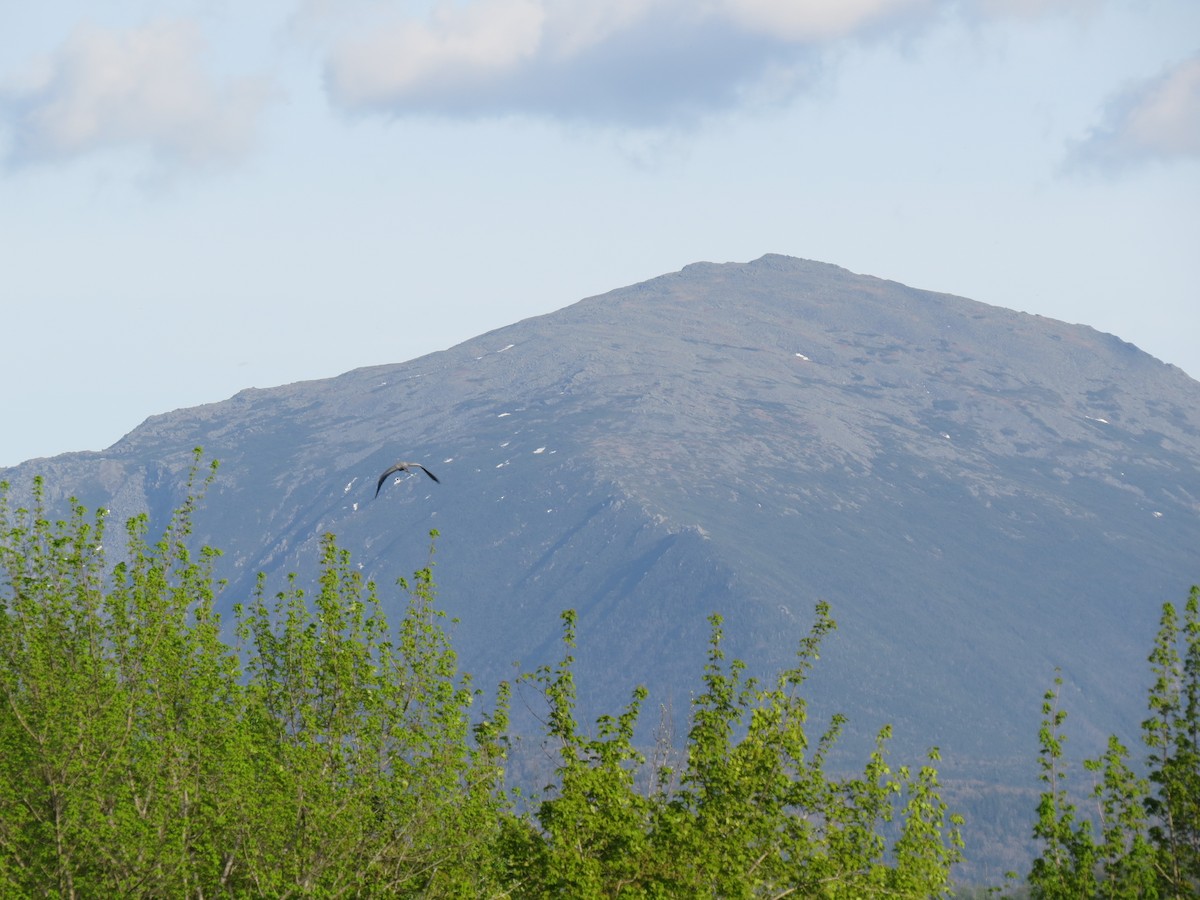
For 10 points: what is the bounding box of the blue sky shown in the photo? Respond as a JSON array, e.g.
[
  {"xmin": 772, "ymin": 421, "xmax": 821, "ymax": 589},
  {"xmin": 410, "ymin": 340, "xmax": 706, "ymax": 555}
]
[{"xmin": 1, "ymin": 0, "xmax": 1197, "ymax": 467}]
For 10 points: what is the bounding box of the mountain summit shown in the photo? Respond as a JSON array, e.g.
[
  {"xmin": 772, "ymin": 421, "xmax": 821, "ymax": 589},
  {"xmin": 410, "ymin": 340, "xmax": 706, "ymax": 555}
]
[{"xmin": 6, "ymin": 255, "xmax": 1199, "ymax": 869}]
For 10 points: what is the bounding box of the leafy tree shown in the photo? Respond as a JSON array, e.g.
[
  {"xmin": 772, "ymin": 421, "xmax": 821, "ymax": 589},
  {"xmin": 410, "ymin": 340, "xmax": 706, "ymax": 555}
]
[
  {"xmin": 1023, "ymin": 586, "xmax": 1200, "ymax": 900},
  {"xmin": 508, "ymin": 608, "xmax": 657, "ymax": 896},
  {"xmin": 1027, "ymin": 674, "xmax": 1098, "ymax": 900},
  {"xmin": 0, "ymin": 455, "xmax": 511, "ymax": 897},
  {"xmin": 0, "ymin": 458, "xmax": 246, "ymax": 897},
  {"xmin": 1142, "ymin": 588, "xmax": 1200, "ymax": 897},
  {"xmin": 0, "ymin": 460, "xmax": 966, "ymax": 897},
  {"xmin": 517, "ymin": 605, "xmax": 965, "ymax": 898},
  {"xmin": 230, "ymin": 530, "xmax": 510, "ymax": 895},
  {"xmin": 1084, "ymin": 735, "xmax": 1158, "ymax": 899}
]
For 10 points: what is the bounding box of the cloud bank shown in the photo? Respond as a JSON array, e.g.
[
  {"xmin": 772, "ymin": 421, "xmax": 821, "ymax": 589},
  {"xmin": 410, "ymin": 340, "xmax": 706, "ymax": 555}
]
[
  {"xmin": 0, "ymin": 19, "xmax": 274, "ymax": 170},
  {"xmin": 1069, "ymin": 54, "xmax": 1200, "ymax": 170},
  {"xmin": 978, "ymin": 0, "xmax": 1103, "ymax": 16},
  {"xmin": 323, "ymin": 0, "xmax": 935, "ymax": 125},
  {"xmin": 3, "ymin": 1, "xmax": 1189, "ymax": 176}
]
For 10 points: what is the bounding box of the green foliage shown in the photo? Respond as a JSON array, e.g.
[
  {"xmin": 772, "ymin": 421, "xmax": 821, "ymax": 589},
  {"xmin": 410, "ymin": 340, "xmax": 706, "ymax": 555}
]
[
  {"xmin": 0, "ymin": 456, "xmax": 240, "ymax": 897},
  {"xmin": 515, "ymin": 605, "xmax": 964, "ymax": 898},
  {"xmin": 510, "ymin": 608, "xmax": 658, "ymax": 896},
  {"xmin": 1028, "ymin": 674, "xmax": 1099, "ymax": 900},
  {"xmin": 1141, "ymin": 588, "xmax": 1200, "ymax": 897},
  {"xmin": 1022, "ymin": 586, "xmax": 1200, "ymax": 900},
  {"xmin": 1085, "ymin": 736, "xmax": 1158, "ymax": 899},
  {"xmin": 0, "ymin": 455, "xmax": 508, "ymax": 897},
  {"xmin": 0, "ymin": 460, "xmax": 965, "ymax": 897}
]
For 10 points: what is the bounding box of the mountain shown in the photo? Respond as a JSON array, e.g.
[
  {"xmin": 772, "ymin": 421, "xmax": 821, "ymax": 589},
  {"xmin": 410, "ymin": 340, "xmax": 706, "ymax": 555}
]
[{"xmin": 5, "ymin": 255, "xmax": 1199, "ymax": 878}]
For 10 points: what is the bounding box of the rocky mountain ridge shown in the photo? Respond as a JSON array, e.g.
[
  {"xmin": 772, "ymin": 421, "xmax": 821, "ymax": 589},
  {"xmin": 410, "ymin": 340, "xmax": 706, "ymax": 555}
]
[{"xmin": 6, "ymin": 255, "xmax": 1199, "ymax": 876}]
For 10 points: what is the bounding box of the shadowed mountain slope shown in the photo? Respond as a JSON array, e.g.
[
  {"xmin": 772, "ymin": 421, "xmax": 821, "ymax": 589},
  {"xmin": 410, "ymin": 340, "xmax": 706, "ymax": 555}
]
[{"xmin": 6, "ymin": 255, "xmax": 1199, "ymax": 873}]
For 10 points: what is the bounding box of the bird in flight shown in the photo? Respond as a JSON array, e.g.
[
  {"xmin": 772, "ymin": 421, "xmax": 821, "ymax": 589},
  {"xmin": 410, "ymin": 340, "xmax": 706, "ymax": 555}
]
[{"xmin": 375, "ymin": 462, "xmax": 440, "ymax": 497}]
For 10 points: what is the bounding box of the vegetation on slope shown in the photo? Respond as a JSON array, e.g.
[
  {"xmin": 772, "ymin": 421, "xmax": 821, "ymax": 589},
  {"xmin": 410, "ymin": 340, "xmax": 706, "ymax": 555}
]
[{"xmin": 0, "ymin": 456, "xmax": 1195, "ymax": 898}]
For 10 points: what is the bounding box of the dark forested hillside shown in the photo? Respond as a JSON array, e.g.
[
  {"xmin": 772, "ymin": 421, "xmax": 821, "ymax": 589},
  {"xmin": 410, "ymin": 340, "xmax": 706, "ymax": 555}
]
[{"xmin": 5, "ymin": 255, "xmax": 1199, "ymax": 877}]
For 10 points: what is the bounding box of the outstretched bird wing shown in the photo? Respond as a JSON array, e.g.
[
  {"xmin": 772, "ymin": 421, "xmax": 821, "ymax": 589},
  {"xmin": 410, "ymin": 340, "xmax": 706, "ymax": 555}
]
[
  {"xmin": 375, "ymin": 464, "xmax": 404, "ymax": 497},
  {"xmin": 375, "ymin": 462, "xmax": 440, "ymax": 497},
  {"xmin": 412, "ymin": 464, "xmax": 440, "ymax": 484}
]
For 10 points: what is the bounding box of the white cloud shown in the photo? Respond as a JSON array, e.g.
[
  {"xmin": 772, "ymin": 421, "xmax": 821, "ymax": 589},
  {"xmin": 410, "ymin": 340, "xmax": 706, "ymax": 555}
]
[
  {"xmin": 0, "ymin": 19, "xmax": 274, "ymax": 170},
  {"xmin": 322, "ymin": 0, "xmax": 1127, "ymax": 126},
  {"xmin": 327, "ymin": 0, "xmax": 547, "ymax": 109},
  {"xmin": 719, "ymin": 0, "xmax": 934, "ymax": 41},
  {"xmin": 977, "ymin": 0, "xmax": 1102, "ymax": 17},
  {"xmin": 1070, "ymin": 54, "xmax": 1200, "ymax": 170},
  {"xmin": 322, "ymin": 0, "xmax": 941, "ymax": 124},
  {"xmin": 539, "ymin": 2, "xmax": 653, "ymax": 58}
]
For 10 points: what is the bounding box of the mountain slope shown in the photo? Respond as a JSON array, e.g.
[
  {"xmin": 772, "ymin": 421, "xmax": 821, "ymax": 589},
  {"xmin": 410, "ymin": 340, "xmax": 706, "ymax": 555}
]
[{"xmin": 6, "ymin": 255, "xmax": 1199, "ymax": 873}]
